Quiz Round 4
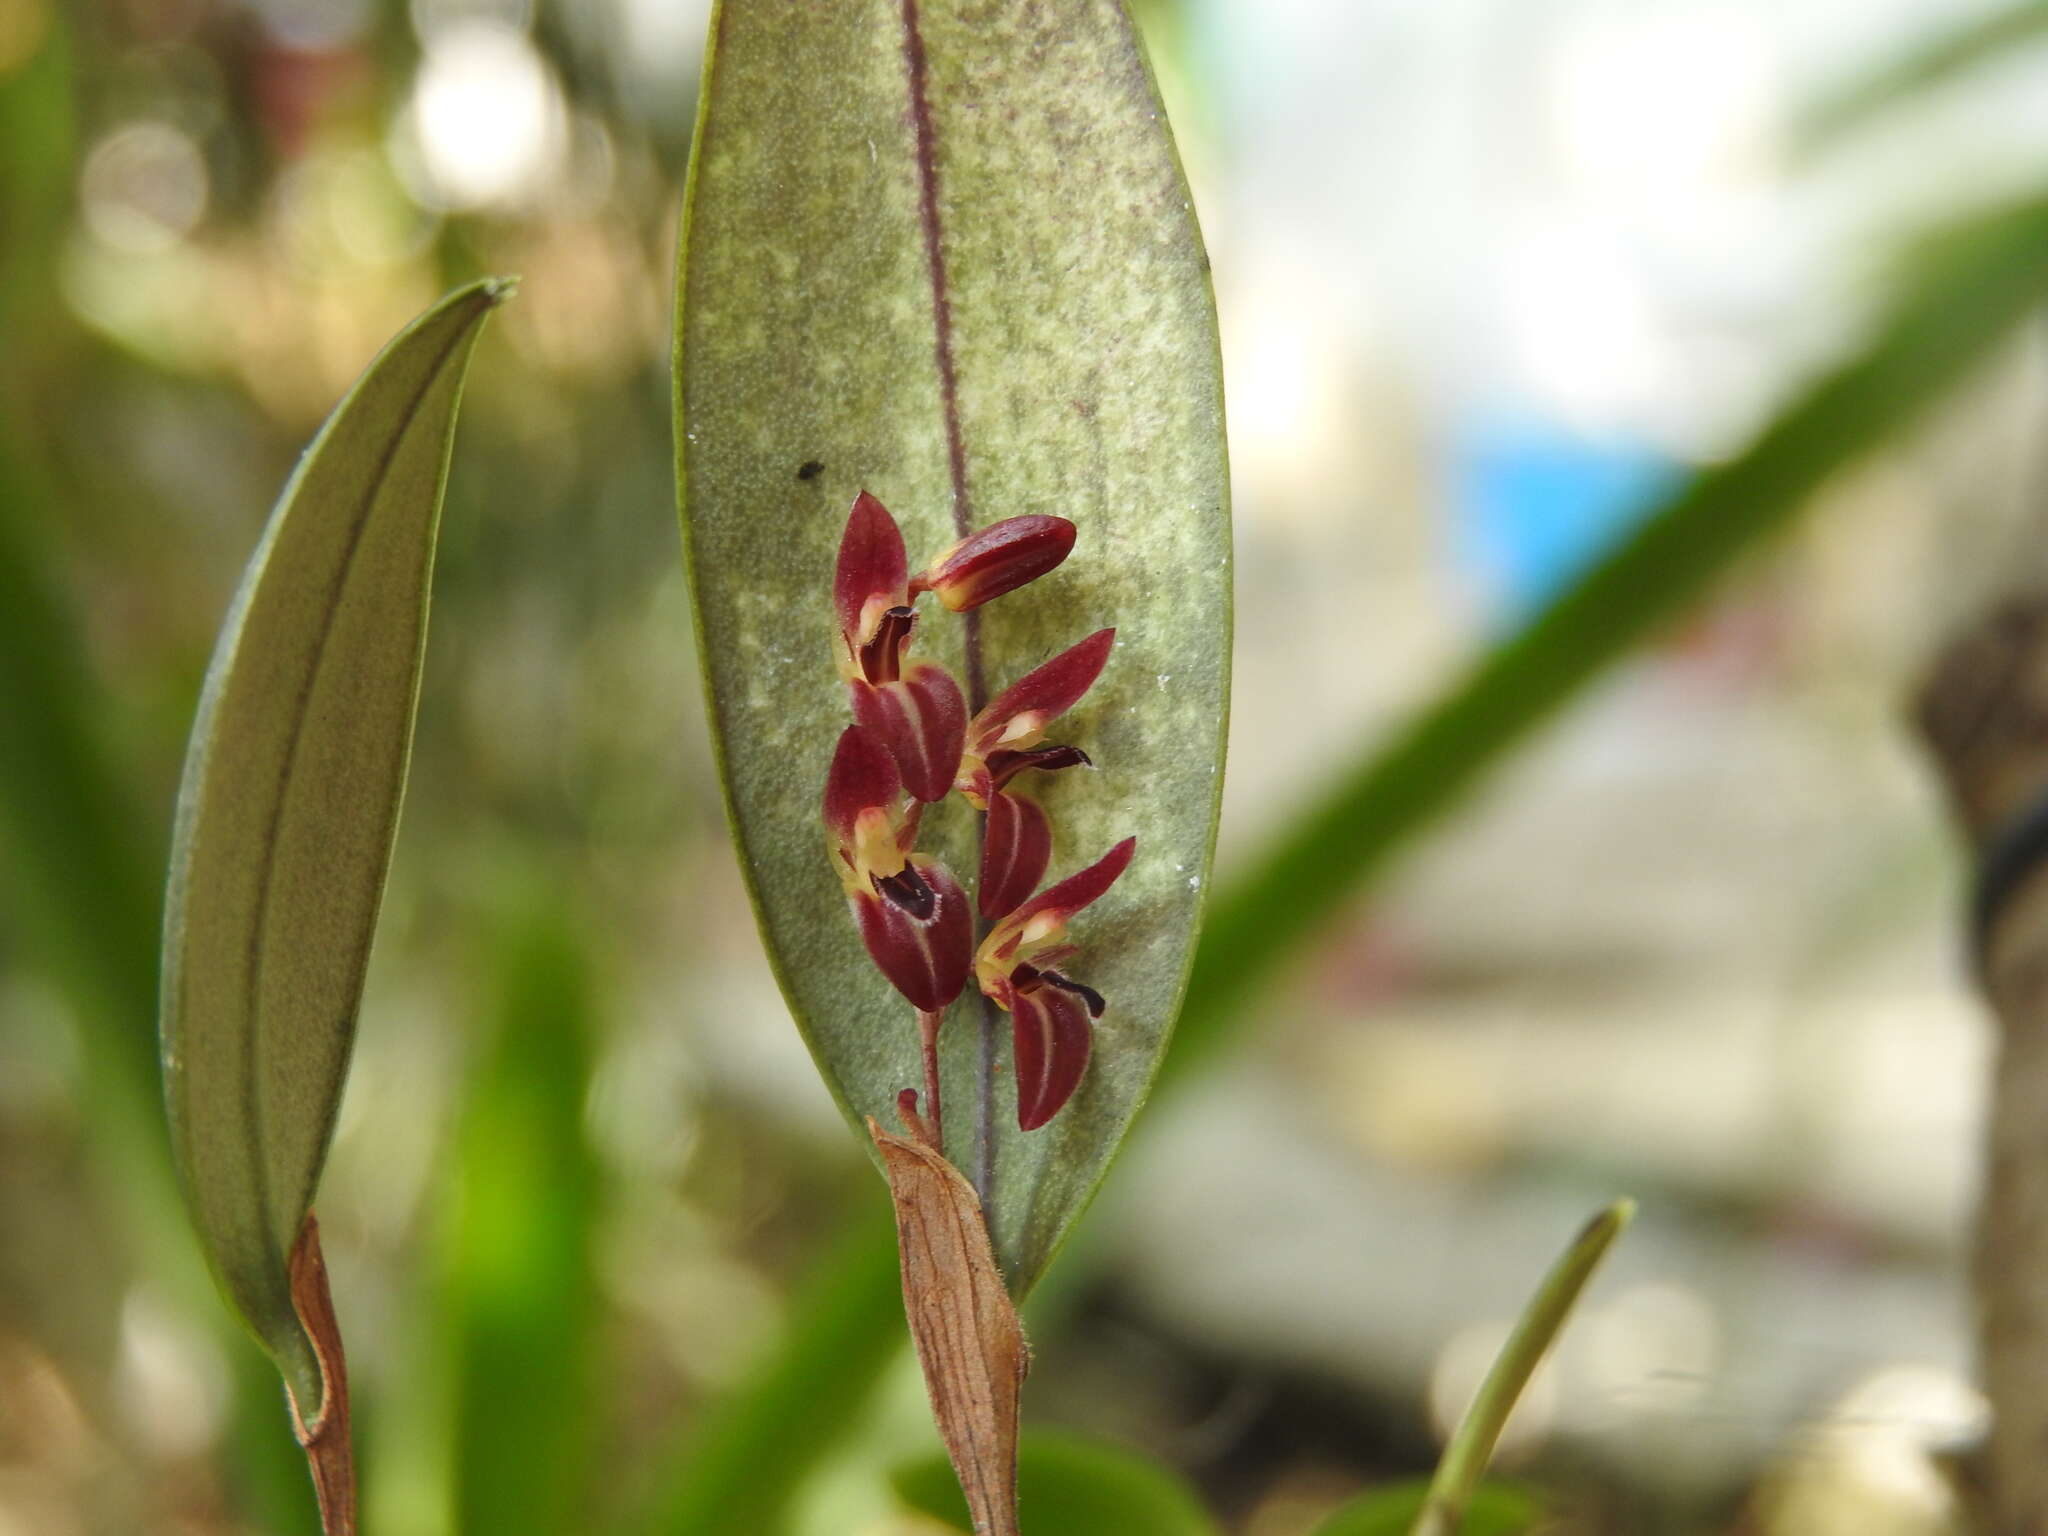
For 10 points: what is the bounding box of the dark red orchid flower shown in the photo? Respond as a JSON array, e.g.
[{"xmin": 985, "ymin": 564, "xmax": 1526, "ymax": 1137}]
[
  {"xmin": 976, "ymin": 836, "xmax": 1135, "ymax": 1129},
  {"xmin": 824, "ymin": 492, "xmax": 1121, "ymax": 1136},
  {"xmin": 955, "ymin": 628, "xmax": 1113, "ymax": 807},
  {"xmin": 823, "ymin": 725, "xmax": 971, "ymax": 1011},
  {"xmin": 833, "ymin": 493, "xmax": 967, "ymax": 802},
  {"xmin": 850, "ymin": 663, "xmax": 965, "ymax": 804}
]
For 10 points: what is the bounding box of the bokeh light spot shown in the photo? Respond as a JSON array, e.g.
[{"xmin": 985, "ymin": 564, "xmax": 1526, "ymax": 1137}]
[
  {"xmin": 398, "ymin": 20, "xmax": 564, "ymax": 210},
  {"xmin": 80, "ymin": 120, "xmax": 208, "ymax": 254}
]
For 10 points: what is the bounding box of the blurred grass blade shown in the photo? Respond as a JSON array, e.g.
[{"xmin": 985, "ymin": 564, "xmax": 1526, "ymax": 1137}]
[
  {"xmin": 641, "ymin": 194, "xmax": 2048, "ymax": 1536},
  {"xmin": 1307, "ymin": 1482, "xmax": 1540, "ymax": 1536},
  {"xmin": 0, "ymin": 435, "xmax": 163, "ymax": 1076},
  {"xmin": 1404, "ymin": 1202, "xmax": 1630, "ymax": 1536},
  {"xmin": 1167, "ymin": 195, "xmax": 2048, "ymax": 1079},
  {"xmin": 0, "ymin": 5, "xmax": 156, "ymax": 1066},
  {"xmin": 159, "ymin": 280, "xmax": 505, "ymax": 1470},
  {"xmin": 1799, "ymin": 0, "xmax": 2048, "ymax": 149},
  {"xmin": 676, "ymin": 0, "xmax": 1229, "ymax": 1291},
  {"xmin": 442, "ymin": 892, "xmax": 602, "ymax": 1536},
  {"xmin": 638, "ymin": 1216, "xmax": 904, "ymax": 1536},
  {"xmin": 892, "ymin": 1428, "xmax": 1222, "ymax": 1535}
]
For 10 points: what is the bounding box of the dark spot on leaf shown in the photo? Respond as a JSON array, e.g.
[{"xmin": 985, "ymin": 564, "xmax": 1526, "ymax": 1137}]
[{"xmin": 797, "ymin": 459, "xmax": 825, "ymax": 481}]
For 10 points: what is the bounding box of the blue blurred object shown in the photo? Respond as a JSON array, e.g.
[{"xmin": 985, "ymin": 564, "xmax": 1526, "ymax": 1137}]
[{"xmin": 1453, "ymin": 414, "xmax": 1681, "ymax": 627}]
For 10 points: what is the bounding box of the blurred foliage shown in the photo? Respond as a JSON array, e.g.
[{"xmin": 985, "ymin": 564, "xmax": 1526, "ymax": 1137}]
[
  {"xmin": 421, "ymin": 887, "xmax": 603, "ymax": 1533},
  {"xmin": 1308, "ymin": 1482, "xmax": 1542, "ymax": 1536},
  {"xmin": 635, "ymin": 1218, "xmax": 901, "ymax": 1536},
  {"xmin": 1801, "ymin": 0, "xmax": 2048, "ymax": 147},
  {"xmin": 5, "ymin": 2, "xmax": 2048, "ymax": 1535},
  {"xmin": 891, "ymin": 1428, "xmax": 1221, "ymax": 1535}
]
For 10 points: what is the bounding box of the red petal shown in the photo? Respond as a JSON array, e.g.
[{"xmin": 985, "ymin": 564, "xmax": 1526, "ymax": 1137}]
[
  {"xmin": 850, "ymin": 662, "xmax": 966, "ymax": 803},
  {"xmin": 1012, "ymin": 980, "xmax": 1092, "ymax": 1131},
  {"xmin": 917, "ymin": 515, "xmax": 1077, "ymax": 612},
  {"xmin": 980, "ymin": 790, "xmax": 1052, "ymax": 920},
  {"xmin": 834, "ymin": 490, "xmax": 908, "ymax": 647},
  {"xmin": 970, "ymin": 629, "xmax": 1115, "ymax": 755},
  {"xmin": 854, "ymin": 855, "xmax": 973, "ymax": 1011},
  {"xmin": 822, "ymin": 724, "xmax": 901, "ymax": 844},
  {"xmin": 1005, "ymin": 835, "xmax": 1135, "ymax": 938}
]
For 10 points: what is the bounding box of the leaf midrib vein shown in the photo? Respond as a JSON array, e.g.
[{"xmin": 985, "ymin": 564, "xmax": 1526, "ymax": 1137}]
[{"xmin": 898, "ymin": 0, "xmax": 1010, "ymax": 1216}]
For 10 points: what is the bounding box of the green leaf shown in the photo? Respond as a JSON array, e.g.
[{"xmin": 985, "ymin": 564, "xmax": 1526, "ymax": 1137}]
[
  {"xmin": 635, "ymin": 193, "xmax": 2048, "ymax": 1536},
  {"xmin": 159, "ymin": 279, "xmax": 506, "ymax": 1417},
  {"xmin": 1308, "ymin": 1481, "xmax": 1541, "ymax": 1536},
  {"xmin": 892, "ymin": 1429, "xmax": 1221, "ymax": 1536},
  {"xmin": 675, "ymin": 1, "xmax": 1228, "ymax": 1291},
  {"xmin": 1406, "ymin": 1202, "xmax": 1630, "ymax": 1536}
]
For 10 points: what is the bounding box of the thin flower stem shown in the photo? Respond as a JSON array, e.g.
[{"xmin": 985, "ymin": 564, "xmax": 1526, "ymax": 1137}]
[
  {"xmin": 975, "ymin": 989, "xmax": 998, "ymax": 1210},
  {"xmin": 961, "ymin": 610, "xmax": 1000, "ymax": 1221},
  {"xmin": 918, "ymin": 1008, "xmax": 946, "ymax": 1149}
]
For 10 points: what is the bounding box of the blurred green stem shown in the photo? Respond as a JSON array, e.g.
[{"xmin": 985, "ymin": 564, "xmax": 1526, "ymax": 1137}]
[{"xmin": 1409, "ymin": 1202, "xmax": 1631, "ymax": 1536}]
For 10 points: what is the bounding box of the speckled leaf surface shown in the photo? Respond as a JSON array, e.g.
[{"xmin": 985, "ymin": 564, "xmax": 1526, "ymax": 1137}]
[
  {"xmin": 676, "ymin": 1, "xmax": 1228, "ymax": 1292},
  {"xmin": 161, "ymin": 281, "xmax": 503, "ymax": 1413}
]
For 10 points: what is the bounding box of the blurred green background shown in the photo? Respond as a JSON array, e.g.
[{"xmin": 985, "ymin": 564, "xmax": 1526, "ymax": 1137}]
[{"xmin": 8, "ymin": 0, "xmax": 2048, "ymax": 1532}]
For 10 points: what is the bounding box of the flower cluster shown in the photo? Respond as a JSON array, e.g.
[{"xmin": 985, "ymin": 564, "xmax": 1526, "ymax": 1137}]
[{"xmin": 822, "ymin": 490, "xmax": 1133, "ymax": 1140}]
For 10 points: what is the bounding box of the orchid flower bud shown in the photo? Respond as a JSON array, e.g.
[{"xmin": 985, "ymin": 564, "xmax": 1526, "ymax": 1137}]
[
  {"xmin": 912, "ymin": 515, "xmax": 1076, "ymax": 613},
  {"xmin": 834, "ymin": 491, "xmax": 910, "ymax": 681}
]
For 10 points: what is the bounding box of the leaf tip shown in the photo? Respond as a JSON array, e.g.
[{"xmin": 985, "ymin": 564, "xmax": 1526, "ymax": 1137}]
[{"xmin": 1581, "ymin": 1197, "xmax": 1635, "ymax": 1252}]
